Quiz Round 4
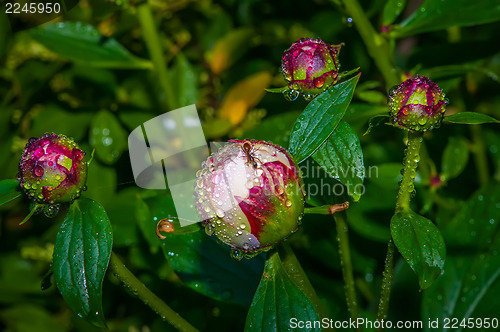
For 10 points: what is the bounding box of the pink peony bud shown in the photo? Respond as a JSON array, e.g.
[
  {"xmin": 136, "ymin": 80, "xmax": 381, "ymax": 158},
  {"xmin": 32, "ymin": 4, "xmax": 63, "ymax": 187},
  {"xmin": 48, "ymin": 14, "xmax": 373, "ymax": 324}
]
[
  {"xmin": 17, "ymin": 133, "xmax": 88, "ymax": 204},
  {"xmin": 194, "ymin": 140, "xmax": 305, "ymax": 260},
  {"xmin": 388, "ymin": 75, "xmax": 448, "ymax": 132},
  {"xmin": 281, "ymin": 38, "xmax": 342, "ymax": 100}
]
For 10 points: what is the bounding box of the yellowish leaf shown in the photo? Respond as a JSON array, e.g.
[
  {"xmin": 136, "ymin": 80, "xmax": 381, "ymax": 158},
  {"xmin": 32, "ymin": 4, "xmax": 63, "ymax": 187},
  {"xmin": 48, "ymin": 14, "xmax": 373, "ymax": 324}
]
[{"xmin": 219, "ymin": 71, "xmax": 272, "ymax": 125}]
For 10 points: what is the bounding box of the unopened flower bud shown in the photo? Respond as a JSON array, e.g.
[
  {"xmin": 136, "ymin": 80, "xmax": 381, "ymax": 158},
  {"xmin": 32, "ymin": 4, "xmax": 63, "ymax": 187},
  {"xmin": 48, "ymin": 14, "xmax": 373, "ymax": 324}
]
[
  {"xmin": 194, "ymin": 140, "xmax": 304, "ymax": 260},
  {"xmin": 17, "ymin": 133, "xmax": 88, "ymax": 204},
  {"xmin": 388, "ymin": 75, "xmax": 448, "ymax": 132},
  {"xmin": 281, "ymin": 38, "xmax": 342, "ymax": 100}
]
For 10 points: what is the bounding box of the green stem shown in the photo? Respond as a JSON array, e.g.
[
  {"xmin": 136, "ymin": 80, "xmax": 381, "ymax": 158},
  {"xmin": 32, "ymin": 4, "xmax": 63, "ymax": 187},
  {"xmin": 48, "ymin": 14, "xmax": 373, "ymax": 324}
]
[
  {"xmin": 376, "ymin": 239, "xmax": 395, "ymax": 323},
  {"xmin": 109, "ymin": 252, "xmax": 199, "ymax": 332},
  {"xmin": 376, "ymin": 131, "xmax": 423, "ymax": 325},
  {"xmin": 137, "ymin": 3, "xmax": 177, "ymax": 110},
  {"xmin": 333, "ymin": 212, "xmax": 360, "ymax": 326},
  {"xmin": 395, "ymin": 131, "xmax": 424, "ymax": 213},
  {"xmin": 278, "ymin": 244, "xmax": 326, "ymax": 319},
  {"xmin": 304, "ymin": 202, "xmax": 349, "ymax": 215},
  {"xmin": 470, "ymin": 124, "xmax": 489, "ymax": 186},
  {"xmin": 340, "ymin": 0, "xmax": 400, "ymax": 88}
]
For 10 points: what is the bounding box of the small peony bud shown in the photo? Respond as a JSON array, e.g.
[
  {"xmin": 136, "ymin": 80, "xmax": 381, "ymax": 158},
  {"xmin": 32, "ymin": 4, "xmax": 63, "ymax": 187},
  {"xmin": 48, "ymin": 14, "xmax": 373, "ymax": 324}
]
[
  {"xmin": 281, "ymin": 38, "xmax": 342, "ymax": 100},
  {"xmin": 388, "ymin": 75, "xmax": 448, "ymax": 132},
  {"xmin": 194, "ymin": 140, "xmax": 304, "ymax": 260},
  {"xmin": 17, "ymin": 133, "xmax": 88, "ymax": 204}
]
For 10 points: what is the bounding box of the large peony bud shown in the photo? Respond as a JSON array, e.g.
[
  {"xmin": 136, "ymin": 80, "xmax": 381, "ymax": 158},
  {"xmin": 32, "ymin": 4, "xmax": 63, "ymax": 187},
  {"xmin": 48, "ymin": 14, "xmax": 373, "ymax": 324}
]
[
  {"xmin": 194, "ymin": 140, "xmax": 305, "ymax": 260},
  {"xmin": 17, "ymin": 133, "xmax": 88, "ymax": 205},
  {"xmin": 281, "ymin": 38, "xmax": 342, "ymax": 100},
  {"xmin": 388, "ymin": 75, "xmax": 448, "ymax": 132}
]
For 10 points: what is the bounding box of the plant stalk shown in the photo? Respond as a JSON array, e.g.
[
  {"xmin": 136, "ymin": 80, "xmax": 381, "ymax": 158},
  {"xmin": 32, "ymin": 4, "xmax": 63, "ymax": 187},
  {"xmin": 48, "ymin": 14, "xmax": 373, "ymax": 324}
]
[
  {"xmin": 109, "ymin": 252, "xmax": 199, "ymax": 332},
  {"xmin": 304, "ymin": 202, "xmax": 349, "ymax": 215},
  {"xmin": 137, "ymin": 3, "xmax": 177, "ymax": 110},
  {"xmin": 340, "ymin": 0, "xmax": 400, "ymax": 88},
  {"xmin": 333, "ymin": 212, "xmax": 360, "ymax": 326},
  {"xmin": 376, "ymin": 131, "xmax": 423, "ymax": 325}
]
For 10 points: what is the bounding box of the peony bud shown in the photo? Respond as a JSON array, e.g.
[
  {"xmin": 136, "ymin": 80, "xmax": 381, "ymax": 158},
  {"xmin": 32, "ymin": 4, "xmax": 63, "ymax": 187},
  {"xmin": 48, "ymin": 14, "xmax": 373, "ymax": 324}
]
[
  {"xmin": 194, "ymin": 140, "xmax": 304, "ymax": 260},
  {"xmin": 281, "ymin": 38, "xmax": 342, "ymax": 100},
  {"xmin": 18, "ymin": 133, "xmax": 88, "ymax": 204},
  {"xmin": 388, "ymin": 75, "xmax": 448, "ymax": 132}
]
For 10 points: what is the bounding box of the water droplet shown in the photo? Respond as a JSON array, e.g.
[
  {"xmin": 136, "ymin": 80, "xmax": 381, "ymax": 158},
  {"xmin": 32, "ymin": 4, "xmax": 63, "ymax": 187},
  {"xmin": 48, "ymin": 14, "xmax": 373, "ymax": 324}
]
[
  {"xmin": 313, "ymin": 77, "xmax": 325, "ymax": 88},
  {"xmin": 34, "ymin": 166, "xmax": 44, "ymax": 177},
  {"xmin": 283, "ymin": 89, "xmax": 299, "ymax": 101},
  {"xmin": 205, "ymin": 224, "xmax": 214, "ymax": 236},
  {"xmin": 418, "ymin": 117, "xmax": 427, "ymax": 125},
  {"xmin": 43, "ymin": 204, "xmax": 60, "ymax": 218},
  {"xmin": 230, "ymin": 248, "xmax": 243, "ymax": 261}
]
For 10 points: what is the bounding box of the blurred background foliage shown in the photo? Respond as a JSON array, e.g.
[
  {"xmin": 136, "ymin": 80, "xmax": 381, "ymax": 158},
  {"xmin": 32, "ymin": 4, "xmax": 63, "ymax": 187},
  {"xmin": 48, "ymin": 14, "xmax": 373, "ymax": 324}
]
[{"xmin": 0, "ymin": 0, "xmax": 499, "ymax": 331}]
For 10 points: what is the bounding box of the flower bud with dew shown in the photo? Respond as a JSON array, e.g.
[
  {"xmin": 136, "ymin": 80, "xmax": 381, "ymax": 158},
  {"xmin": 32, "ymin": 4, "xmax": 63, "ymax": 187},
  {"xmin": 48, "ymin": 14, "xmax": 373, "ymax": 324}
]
[
  {"xmin": 194, "ymin": 140, "xmax": 304, "ymax": 260},
  {"xmin": 388, "ymin": 75, "xmax": 448, "ymax": 132},
  {"xmin": 281, "ymin": 38, "xmax": 342, "ymax": 101},
  {"xmin": 17, "ymin": 133, "xmax": 88, "ymax": 206}
]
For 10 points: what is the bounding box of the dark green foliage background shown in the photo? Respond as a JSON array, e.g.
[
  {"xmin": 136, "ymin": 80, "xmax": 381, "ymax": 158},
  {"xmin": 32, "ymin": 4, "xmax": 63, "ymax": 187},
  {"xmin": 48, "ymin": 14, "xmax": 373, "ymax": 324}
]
[{"xmin": 0, "ymin": 0, "xmax": 499, "ymax": 331}]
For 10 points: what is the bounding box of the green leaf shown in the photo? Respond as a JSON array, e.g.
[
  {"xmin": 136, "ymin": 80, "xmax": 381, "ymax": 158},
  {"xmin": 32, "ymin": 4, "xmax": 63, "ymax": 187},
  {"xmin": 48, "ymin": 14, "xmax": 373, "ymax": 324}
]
[
  {"xmin": 53, "ymin": 198, "xmax": 113, "ymax": 328},
  {"xmin": 312, "ymin": 121, "xmax": 365, "ymax": 201},
  {"xmin": 141, "ymin": 193, "xmax": 264, "ymax": 306},
  {"xmin": 265, "ymin": 86, "xmax": 289, "ymax": 93},
  {"xmin": 245, "ymin": 251, "xmax": 321, "ymax": 331},
  {"xmin": 440, "ymin": 182, "xmax": 500, "ymax": 249},
  {"xmin": 288, "ymin": 74, "xmax": 360, "ymax": 163},
  {"xmin": 441, "ymin": 136, "xmax": 469, "ymax": 181},
  {"xmin": 382, "ymin": 0, "xmax": 407, "ymax": 26},
  {"xmin": 364, "ymin": 115, "xmax": 390, "ymax": 135},
  {"xmin": 422, "ymin": 253, "xmax": 500, "ymax": 332},
  {"xmin": 89, "ymin": 110, "xmax": 127, "ymax": 165},
  {"xmin": 391, "ymin": 0, "xmax": 500, "ymax": 38},
  {"xmin": 29, "ymin": 22, "xmax": 152, "ymax": 69},
  {"xmin": 391, "ymin": 210, "xmax": 446, "ymax": 289},
  {"xmin": 169, "ymin": 54, "xmax": 198, "ymax": 106},
  {"xmin": 31, "ymin": 106, "xmax": 93, "ymax": 142},
  {"xmin": 0, "ymin": 179, "xmax": 21, "ymax": 206},
  {"xmin": 444, "ymin": 112, "xmax": 500, "ymax": 124}
]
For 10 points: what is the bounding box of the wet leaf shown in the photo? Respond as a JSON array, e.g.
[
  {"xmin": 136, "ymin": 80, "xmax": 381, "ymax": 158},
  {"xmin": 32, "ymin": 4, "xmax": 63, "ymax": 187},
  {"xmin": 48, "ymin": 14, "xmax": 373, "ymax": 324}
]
[
  {"xmin": 0, "ymin": 179, "xmax": 21, "ymax": 206},
  {"xmin": 312, "ymin": 121, "xmax": 365, "ymax": 201},
  {"xmin": 288, "ymin": 74, "xmax": 360, "ymax": 163},
  {"xmin": 391, "ymin": 0, "xmax": 500, "ymax": 38},
  {"xmin": 444, "ymin": 112, "xmax": 499, "ymax": 125},
  {"xmin": 89, "ymin": 110, "xmax": 127, "ymax": 165},
  {"xmin": 391, "ymin": 210, "xmax": 446, "ymax": 289},
  {"xmin": 422, "ymin": 253, "xmax": 500, "ymax": 332},
  {"xmin": 141, "ymin": 193, "xmax": 264, "ymax": 306},
  {"xmin": 30, "ymin": 22, "xmax": 152, "ymax": 69},
  {"xmin": 440, "ymin": 182, "xmax": 500, "ymax": 249},
  {"xmin": 245, "ymin": 251, "xmax": 321, "ymax": 331},
  {"xmin": 52, "ymin": 198, "xmax": 112, "ymax": 328},
  {"xmin": 219, "ymin": 71, "xmax": 272, "ymax": 125},
  {"xmin": 441, "ymin": 136, "xmax": 469, "ymax": 181}
]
